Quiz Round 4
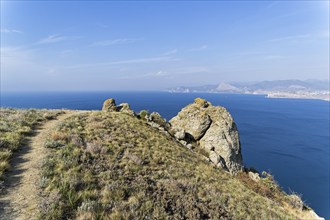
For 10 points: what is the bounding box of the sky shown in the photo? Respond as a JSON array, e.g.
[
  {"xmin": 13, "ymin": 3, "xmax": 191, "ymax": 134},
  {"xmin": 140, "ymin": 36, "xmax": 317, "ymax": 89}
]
[{"xmin": 1, "ymin": 1, "xmax": 329, "ymax": 91}]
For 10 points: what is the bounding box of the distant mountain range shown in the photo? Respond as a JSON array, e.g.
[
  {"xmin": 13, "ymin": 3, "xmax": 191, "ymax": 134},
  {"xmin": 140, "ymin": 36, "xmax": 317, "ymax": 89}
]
[{"xmin": 167, "ymin": 80, "xmax": 330, "ymax": 101}]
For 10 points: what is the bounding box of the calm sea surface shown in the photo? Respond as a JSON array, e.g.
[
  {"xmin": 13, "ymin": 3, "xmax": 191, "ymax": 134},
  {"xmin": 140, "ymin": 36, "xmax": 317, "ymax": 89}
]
[{"xmin": 1, "ymin": 91, "xmax": 329, "ymax": 219}]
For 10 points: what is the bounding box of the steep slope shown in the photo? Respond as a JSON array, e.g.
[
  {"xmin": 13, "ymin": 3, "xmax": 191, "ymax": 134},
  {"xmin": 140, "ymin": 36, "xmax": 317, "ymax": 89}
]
[{"xmin": 38, "ymin": 109, "xmax": 319, "ymax": 219}]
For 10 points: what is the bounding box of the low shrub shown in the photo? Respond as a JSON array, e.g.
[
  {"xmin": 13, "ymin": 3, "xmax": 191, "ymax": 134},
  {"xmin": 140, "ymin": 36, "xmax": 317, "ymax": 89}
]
[
  {"xmin": 138, "ymin": 110, "xmax": 149, "ymax": 120},
  {"xmin": 287, "ymin": 193, "xmax": 304, "ymax": 210}
]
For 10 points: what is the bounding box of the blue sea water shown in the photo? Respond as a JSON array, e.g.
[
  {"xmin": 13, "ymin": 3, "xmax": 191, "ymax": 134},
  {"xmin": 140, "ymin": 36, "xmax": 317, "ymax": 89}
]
[{"xmin": 1, "ymin": 91, "xmax": 329, "ymax": 219}]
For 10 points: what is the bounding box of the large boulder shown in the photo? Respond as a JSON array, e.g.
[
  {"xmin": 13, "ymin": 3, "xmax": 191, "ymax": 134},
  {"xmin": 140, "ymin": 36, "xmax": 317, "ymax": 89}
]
[
  {"xmin": 200, "ymin": 105, "xmax": 243, "ymax": 174},
  {"xmin": 146, "ymin": 112, "xmax": 170, "ymax": 130},
  {"xmin": 118, "ymin": 103, "xmax": 135, "ymax": 116},
  {"xmin": 169, "ymin": 98, "xmax": 243, "ymax": 174},
  {"xmin": 102, "ymin": 99, "xmax": 135, "ymax": 116},
  {"xmin": 102, "ymin": 98, "xmax": 117, "ymax": 111},
  {"xmin": 169, "ymin": 99, "xmax": 212, "ymax": 141}
]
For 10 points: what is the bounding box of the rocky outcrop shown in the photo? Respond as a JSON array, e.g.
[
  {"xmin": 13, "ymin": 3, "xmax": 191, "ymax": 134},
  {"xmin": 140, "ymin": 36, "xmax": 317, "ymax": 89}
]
[
  {"xmin": 102, "ymin": 99, "xmax": 135, "ymax": 116},
  {"xmin": 147, "ymin": 112, "xmax": 166, "ymax": 127},
  {"xmin": 169, "ymin": 98, "xmax": 243, "ymax": 174},
  {"xmin": 102, "ymin": 97, "xmax": 243, "ymax": 174},
  {"xmin": 102, "ymin": 98, "xmax": 117, "ymax": 111},
  {"xmin": 248, "ymin": 171, "xmax": 260, "ymax": 182},
  {"xmin": 170, "ymin": 108, "xmax": 211, "ymax": 141},
  {"xmin": 146, "ymin": 112, "xmax": 171, "ymax": 132},
  {"xmin": 117, "ymin": 103, "xmax": 135, "ymax": 116}
]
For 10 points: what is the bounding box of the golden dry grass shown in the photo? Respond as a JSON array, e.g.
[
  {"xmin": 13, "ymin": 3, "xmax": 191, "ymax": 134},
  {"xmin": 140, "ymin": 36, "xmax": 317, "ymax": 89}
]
[
  {"xmin": 38, "ymin": 111, "xmax": 311, "ymax": 219},
  {"xmin": 0, "ymin": 108, "xmax": 63, "ymax": 178}
]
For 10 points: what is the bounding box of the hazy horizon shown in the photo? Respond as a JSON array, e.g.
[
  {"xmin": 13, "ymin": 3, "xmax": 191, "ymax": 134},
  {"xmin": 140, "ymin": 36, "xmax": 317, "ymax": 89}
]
[{"xmin": 1, "ymin": 1, "xmax": 329, "ymax": 91}]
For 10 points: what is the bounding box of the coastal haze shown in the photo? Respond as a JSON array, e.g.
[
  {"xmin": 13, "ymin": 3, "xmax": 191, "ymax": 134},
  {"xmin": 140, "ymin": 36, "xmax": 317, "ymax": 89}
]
[{"xmin": 168, "ymin": 79, "xmax": 330, "ymax": 101}]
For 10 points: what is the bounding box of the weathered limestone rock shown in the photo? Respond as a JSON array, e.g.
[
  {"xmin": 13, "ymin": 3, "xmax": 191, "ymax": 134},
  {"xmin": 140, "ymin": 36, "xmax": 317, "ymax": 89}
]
[
  {"xmin": 186, "ymin": 144, "xmax": 193, "ymax": 150},
  {"xmin": 169, "ymin": 98, "xmax": 243, "ymax": 174},
  {"xmin": 194, "ymin": 97, "xmax": 210, "ymax": 108},
  {"xmin": 179, "ymin": 140, "xmax": 187, "ymax": 146},
  {"xmin": 102, "ymin": 98, "xmax": 117, "ymax": 111},
  {"xmin": 169, "ymin": 98, "xmax": 212, "ymax": 141},
  {"xmin": 118, "ymin": 103, "xmax": 135, "ymax": 116},
  {"xmin": 147, "ymin": 112, "xmax": 170, "ymax": 130},
  {"xmin": 200, "ymin": 105, "xmax": 243, "ymax": 174},
  {"xmin": 209, "ymin": 151, "xmax": 220, "ymax": 165},
  {"xmin": 117, "ymin": 103, "xmax": 130, "ymax": 111},
  {"xmin": 172, "ymin": 128, "xmax": 185, "ymax": 140},
  {"xmin": 248, "ymin": 171, "xmax": 260, "ymax": 182},
  {"xmin": 102, "ymin": 99, "xmax": 135, "ymax": 116}
]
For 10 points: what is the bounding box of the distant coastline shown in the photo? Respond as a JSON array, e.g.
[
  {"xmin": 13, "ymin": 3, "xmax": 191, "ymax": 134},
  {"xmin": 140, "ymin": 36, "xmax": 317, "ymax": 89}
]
[
  {"xmin": 266, "ymin": 92, "xmax": 330, "ymax": 102},
  {"xmin": 167, "ymin": 79, "xmax": 330, "ymax": 102},
  {"xmin": 168, "ymin": 91, "xmax": 330, "ymax": 102}
]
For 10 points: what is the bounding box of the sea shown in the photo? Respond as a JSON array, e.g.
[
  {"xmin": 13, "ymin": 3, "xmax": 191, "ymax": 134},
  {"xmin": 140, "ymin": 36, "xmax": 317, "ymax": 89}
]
[{"xmin": 1, "ymin": 91, "xmax": 329, "ymax": 219}]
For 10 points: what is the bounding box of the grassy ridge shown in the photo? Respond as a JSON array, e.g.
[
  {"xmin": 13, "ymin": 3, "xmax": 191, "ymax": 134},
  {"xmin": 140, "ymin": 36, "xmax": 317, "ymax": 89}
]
[
  {"xmin": 39, "ymin": 111, "xmax": 300, "ymax": 219},
  {"xmin": 0, "ymin": 108, "xmax": 63, "ymax": 178}
]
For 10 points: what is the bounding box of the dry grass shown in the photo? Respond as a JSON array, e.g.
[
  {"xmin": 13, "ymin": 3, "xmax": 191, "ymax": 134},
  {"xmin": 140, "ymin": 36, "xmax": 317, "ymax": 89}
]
[
  {"xmin": 0, "ymin": 108, "xmax": 63, "ymax": 178},
  {"xmin": 39, "ymin": 111, "xmax": 304, "ymax": 219},
  {"xmin": 237, "ymin": 171, "xmax": 284, "ymax": 201}
]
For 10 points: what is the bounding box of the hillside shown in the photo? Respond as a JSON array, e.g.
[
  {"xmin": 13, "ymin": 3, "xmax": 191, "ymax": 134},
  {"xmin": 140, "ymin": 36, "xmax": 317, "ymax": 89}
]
[
  {"xmin": 0, "ymin": 109, "xmax": 64, "ymax": 178},
  {"xmin": 0, "ymin": 100, "xmax": 323, "ymax": 219}
]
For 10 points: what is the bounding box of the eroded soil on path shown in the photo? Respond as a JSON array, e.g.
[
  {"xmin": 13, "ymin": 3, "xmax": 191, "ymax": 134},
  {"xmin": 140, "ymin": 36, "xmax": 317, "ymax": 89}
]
[{"xmin": 0, "ymin": 111, "xmax": 83, "ymax": 220}]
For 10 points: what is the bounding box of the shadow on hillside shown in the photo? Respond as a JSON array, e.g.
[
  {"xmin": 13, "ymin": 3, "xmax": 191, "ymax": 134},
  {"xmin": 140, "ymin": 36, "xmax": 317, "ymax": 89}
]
[
  {"xmin": 0, "ymin": 199, "xmax": 14, "ymax": 219},
  {"xmin": 0, "ymin": 128, "xmax": 42, "ymax": 215}
]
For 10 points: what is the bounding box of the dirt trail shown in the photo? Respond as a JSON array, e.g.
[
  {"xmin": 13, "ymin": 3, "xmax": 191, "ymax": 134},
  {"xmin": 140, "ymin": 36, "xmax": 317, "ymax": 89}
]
[{"xmin": 0, "ymin": 111, "xmax": 84, "ymax": 220}]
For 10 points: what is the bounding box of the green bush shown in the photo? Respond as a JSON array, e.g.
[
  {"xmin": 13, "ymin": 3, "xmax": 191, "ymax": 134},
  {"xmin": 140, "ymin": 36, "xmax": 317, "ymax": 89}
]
[{"xmin": 138, "ymin": 110, "xmax": 149, "ymax": 120}]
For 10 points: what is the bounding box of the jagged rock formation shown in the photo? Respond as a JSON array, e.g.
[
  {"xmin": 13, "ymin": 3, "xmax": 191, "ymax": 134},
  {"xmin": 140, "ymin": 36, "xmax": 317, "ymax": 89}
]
[
  {"xmin": 146, "ymin": 112, "xmax": 168, "ymax": 129},
  {"xmin": 102, "ymin": 98, "xmax": 117, "ymax": 111},
  {"xmin": 169, "ymin": 98, "xmax": 243, "ymax": 174},
  {"xmin": 117, "ymin": 103, "xmax": 135, "ymax": 116},
  {"xmin": 102, "ymin": 97, "xmax": 243, "ymax": 174},
  {"xmin": 102, "ymin": 99, "xmax": 135, "ymax": 116},
  {"xmin": 169, "ymin": 98, "xmax": 212, "ymax": 141}
]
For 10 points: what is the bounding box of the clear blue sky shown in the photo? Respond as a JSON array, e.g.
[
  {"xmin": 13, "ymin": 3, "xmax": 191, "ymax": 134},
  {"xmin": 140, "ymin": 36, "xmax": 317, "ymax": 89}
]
[{"xmin": 1, "ymin": 1, "xmax": 329, "ymax": 91}]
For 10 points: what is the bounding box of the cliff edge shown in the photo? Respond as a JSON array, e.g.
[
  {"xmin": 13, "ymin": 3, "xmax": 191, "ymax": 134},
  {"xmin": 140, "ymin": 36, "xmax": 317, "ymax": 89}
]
[{"xmin": 169, "ymin": 98, "xmax": 243, "ymax": 174}]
